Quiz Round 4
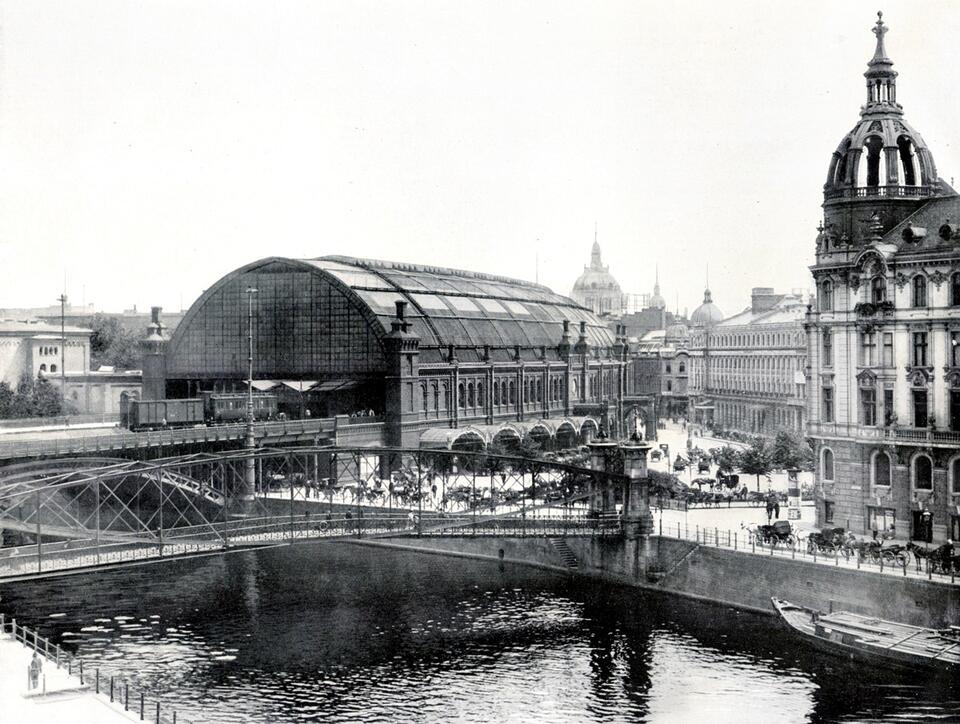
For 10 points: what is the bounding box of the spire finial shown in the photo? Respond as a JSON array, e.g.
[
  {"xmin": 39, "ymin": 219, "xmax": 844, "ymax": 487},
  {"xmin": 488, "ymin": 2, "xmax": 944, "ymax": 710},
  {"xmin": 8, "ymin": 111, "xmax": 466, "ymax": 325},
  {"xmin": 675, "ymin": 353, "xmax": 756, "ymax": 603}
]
[{"xmin": 871, "ymin": 10, "xmax": 889, "ymax": 63}]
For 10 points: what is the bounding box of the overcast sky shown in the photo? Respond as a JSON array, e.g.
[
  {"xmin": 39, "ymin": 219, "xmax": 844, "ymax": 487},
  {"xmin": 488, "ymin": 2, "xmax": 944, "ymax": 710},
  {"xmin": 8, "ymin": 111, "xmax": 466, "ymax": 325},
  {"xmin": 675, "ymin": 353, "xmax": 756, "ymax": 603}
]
[{"xmin": 2, "ymin": 1, "xmax": 959, "ymax": 318}]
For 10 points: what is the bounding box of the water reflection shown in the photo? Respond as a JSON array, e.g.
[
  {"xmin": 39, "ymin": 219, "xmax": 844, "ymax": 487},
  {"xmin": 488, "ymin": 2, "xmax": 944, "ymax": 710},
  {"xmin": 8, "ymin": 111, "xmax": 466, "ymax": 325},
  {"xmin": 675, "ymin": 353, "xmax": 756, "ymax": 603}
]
[{"xmin": 0, "ymin": 543, "xmax": 956, "ymax": 723}]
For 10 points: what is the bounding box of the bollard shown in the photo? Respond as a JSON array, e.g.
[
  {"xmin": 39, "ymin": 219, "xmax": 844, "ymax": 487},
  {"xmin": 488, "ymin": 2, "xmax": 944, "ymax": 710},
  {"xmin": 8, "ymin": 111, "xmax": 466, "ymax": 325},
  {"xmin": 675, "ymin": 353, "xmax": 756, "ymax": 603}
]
[
  {"xmin": 734, "ymin": 532, "xmax": 737, "ymax": 551},
  {"xmin": 43, "ymin": 673, "xmax": 46, "ymax": 695},
  {"xmin": 714, "ymin": 527, "xmax": 718, "ymax": 547},
  {"xmin": 110, "ymin": 676, "xmax": 114, "ymax": 702},
  {"xmin": 156, "ymin": 701, "xmax": 160, "ymax": 724},
  {"xmin": 880, "ymin": 556, "xmax": 883, "ymax": 573},
  {"xmin": 140, "ymin": 691, "xmax": 145, "ymax": 720},
  {"xmin": 677, "ymin": 522, "xmax": 680, "ymax": 539},
  {"xmin": 56, "ymin": 646, "xmax": 60, "ymax": 669},
  {"xmin": 68, "ymin": 659, "xmax": 72, "ymax": 676},
  {"xmin": 751, "ymin": 536, "xmax": 755, "ymax": 554},
  {"xmin": 125, "ymin": 684, "xmax": 129, "ymax": 711},
  {"xmin": 928, "ymin": 563, "xmax": 932, "ymax": 580},
  {"xmin": 96, "ymin": 668, "xmax": 100, "ymax": 693},
  {"xmin": 80, "ymin": 660, "xmax": 84, "ymax": 685},
  {"xmin": 903, "ymin": 559, "xmax": 907, "ymax": 577},
  {"xmin": 696, "ymin": 525, "xmax": 699, "ymax": 543}
]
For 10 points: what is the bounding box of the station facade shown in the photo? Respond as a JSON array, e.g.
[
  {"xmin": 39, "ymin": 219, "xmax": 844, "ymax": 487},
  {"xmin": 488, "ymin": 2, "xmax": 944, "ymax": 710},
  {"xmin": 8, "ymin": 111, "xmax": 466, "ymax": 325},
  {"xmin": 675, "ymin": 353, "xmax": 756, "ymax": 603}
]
[
  {"xmin": 154, "ymin": 256, "xmax": 632, "ymax": 450},
  {"xmin": 807, "ymin": 15, "xmax": 960, "ymax": 543}
]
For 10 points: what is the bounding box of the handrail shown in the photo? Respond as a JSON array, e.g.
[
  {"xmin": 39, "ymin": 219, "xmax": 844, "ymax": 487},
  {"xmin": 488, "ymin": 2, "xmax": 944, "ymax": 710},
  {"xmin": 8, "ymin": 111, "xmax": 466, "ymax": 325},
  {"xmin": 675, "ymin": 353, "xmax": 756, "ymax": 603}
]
[{"xmin": 0, "ymin": 612, "xmax": 189, "ymax": 724}]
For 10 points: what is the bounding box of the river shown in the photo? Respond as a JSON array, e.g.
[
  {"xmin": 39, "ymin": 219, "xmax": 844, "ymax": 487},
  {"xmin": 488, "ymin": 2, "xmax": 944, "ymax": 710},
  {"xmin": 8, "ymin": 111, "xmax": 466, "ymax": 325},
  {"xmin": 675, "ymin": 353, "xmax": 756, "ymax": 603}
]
[{"xmin": 0, "ymin": 543, "xmax": 956, "ymax": 723}]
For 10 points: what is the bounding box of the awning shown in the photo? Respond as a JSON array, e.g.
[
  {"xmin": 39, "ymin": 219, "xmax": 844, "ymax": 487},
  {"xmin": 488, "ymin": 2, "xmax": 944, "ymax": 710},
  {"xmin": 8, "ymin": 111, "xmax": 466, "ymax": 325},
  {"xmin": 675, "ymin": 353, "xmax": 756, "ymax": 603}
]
[
  {"xmin": 274, "ymin": 380, "xmax": 319, "ymax": 392},
  {"xmin": 311, "ymin": 379, "xmax": 359, "ymax": 393},
  {"xmin": 247, "ymin": 380, "xmax": 280, "ymax": 392}
]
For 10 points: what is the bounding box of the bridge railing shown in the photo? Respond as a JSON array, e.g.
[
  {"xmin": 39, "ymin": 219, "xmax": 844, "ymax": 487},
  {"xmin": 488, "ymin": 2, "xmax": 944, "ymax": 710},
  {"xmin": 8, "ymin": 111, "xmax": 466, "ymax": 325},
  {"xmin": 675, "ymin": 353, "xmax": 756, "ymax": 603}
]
[{"xmin": 0, "ymin": 612, "xmax": 189, "ymax": 724}]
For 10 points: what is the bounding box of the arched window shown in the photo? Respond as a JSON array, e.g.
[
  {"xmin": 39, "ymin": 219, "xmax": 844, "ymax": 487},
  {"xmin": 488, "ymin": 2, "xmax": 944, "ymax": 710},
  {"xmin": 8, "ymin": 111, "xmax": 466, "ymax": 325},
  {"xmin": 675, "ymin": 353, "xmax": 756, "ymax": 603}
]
[
  {"xmin": 821, "ymin": 280, "xmax": 833, "ymax": 312},
  {"xmin": 422, "ymin": 384, "xmax": 429, "ymax": 413},
  {"xmin": 871, "ymin": 276, "xmax": 886, "ymax": 303},
  {"xmin": 458, "ymin": 383, "xmax": 465, "ymax": 409},
  {"xmin": 50, "ymin": 364, "xmax": 57, "ymax": 373},
  {"xmin": 822, "ymin": 448, "xmax": 834, "ymax": 481},
  {"xmin": 509, "ymin": 380, "xmax": 516, "ymax": 405},
  {"xmin": 951, "ymin": 272, "xmax": 960, "ymax": 307},
  {"xmin": 477, "ymin": 382, "xmax": 484, "ymax": 407},
  {"xmin": 679, "ymin": 361, "xmax": 685, "ymax": 373},
  {"xmin": 39, "ymin": 363, "xmax": 47, "ymax": 372},
  {"xmin": 873, "ymin": 450, "xmax": 891, "ymax": 487},
  {"xmin": 912, "ymin": 275, "xmax": 927, "ymax": 308},
  {"xmin": 950, "ymin": 456, "xmax": 960, "ymax": 495},
  {"xmin": 467, "ymin": 382, "xmax": 475, "ymax": 408},
  {"xmin": 913, "ymin": 454, "xmax": 933, "ymax": 491},
  {"xmin": 536, "ymin": 379, "xmax": 542, "ymax": 403},
  {"xmin": 432, "ymin": 383, "xmax": 439, "ymax": 412}
]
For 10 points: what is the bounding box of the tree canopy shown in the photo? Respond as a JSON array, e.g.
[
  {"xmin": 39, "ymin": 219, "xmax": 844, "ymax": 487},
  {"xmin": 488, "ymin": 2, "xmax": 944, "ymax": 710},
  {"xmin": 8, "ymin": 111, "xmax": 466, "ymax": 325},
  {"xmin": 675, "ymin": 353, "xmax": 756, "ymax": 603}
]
[
  {"xmin": 0, "ymin": 375, "xmax": 72, "ymax": 418},
  {"xmin": 89, "ymin": 315, "xmax": 141, "ymax": 370},
  {"xmin": 738, "ymin": 437, "xmax": 773, "ymax": 490},
  {"xmin": 769, "ymin": 430, "xmax": 814, "ymax": 471}
]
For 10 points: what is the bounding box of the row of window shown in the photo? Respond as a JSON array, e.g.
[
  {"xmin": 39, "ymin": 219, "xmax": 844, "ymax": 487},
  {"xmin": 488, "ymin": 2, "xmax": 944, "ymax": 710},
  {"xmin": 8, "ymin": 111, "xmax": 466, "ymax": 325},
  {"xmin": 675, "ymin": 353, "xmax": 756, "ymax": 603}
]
[
  {"xmin": 699, "ymin": 331, "xmax": 803, "ymax": 348},
  {"xmin": 823, "ymin": 386, "xmax": 960, "ymax": 430},
  {"xmin": 820, "ymin": 271, "xmax": 960, "ymax": 311},
  {"xmin": 37, "ymin": 363, "xmax": 58, "ymax": 373},
  {"xmin": 821, "ymin": 447, "xmax": 960, "ymax": 494},
  {"xmin": 38, "ymin": 346, "xmax": 60, "ymax": 356},
  {"xmin": 822, "ymin": 330, "xmax": 959, "ymax": 368}
]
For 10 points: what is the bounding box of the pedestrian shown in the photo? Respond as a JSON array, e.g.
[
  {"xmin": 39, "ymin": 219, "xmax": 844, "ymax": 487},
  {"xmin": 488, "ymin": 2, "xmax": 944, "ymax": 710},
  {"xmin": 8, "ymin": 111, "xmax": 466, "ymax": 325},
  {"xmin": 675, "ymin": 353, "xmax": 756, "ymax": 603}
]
[
  {"xmin": 774, "ymin": 499, "xmax": 780, "ymax": 520},
  {"xmin": 765, "ymin": 495, "xmax": 775, "ymax": 523},
  {"xmin": 29, "ymin": 652, "xmax": 42, "ymax": 690}
]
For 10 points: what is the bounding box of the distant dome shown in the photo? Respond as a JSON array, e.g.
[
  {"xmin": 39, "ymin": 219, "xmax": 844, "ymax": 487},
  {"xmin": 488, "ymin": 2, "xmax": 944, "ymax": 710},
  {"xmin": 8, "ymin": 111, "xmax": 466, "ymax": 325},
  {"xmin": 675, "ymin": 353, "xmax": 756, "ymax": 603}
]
[
  {"xmin": 665, "ymin": 321, "xmax": 688, "ymax": 342},
  {"xmin": 648, "ymin": 266, "xmax": 666, "ymax": 309},
  {"xmin": 570, "ymin": 236, "xmax": 622, "ymax": 315},
  {"xmin": 690, "ymin": 289, "xmax": 723, "ymax": 327}
]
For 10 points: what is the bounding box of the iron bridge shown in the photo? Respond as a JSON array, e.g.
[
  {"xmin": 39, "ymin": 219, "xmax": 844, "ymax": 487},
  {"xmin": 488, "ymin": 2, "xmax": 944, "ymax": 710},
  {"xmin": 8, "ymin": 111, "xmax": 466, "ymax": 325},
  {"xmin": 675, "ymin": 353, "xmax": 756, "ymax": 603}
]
[{"xmin": 0, "ymin": 446, "xmax": 629, "ymax": 582}]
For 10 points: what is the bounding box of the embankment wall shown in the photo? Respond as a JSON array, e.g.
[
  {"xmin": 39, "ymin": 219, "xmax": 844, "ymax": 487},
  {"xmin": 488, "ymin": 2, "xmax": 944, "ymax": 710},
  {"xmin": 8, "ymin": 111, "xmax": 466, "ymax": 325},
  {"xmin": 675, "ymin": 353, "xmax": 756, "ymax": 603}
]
[{"xmin": 358, "ymin": 534, "xmax": 960, "ymax": 627}]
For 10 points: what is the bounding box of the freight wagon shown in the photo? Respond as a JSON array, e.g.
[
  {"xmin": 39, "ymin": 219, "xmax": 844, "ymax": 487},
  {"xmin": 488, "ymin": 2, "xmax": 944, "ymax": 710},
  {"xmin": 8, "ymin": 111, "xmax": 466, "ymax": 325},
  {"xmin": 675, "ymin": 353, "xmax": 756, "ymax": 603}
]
[{"xmin": 124, "ymin": 393, "xmax": 278, "ymax": 430}]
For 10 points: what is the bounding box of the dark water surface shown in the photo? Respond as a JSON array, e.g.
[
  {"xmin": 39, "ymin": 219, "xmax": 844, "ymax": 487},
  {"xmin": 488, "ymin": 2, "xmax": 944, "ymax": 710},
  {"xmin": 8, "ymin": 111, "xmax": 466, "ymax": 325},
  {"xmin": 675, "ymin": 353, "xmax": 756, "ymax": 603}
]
[{"xmin": 0, "ymin": 543, "xmax": 956, "ymax": 723}]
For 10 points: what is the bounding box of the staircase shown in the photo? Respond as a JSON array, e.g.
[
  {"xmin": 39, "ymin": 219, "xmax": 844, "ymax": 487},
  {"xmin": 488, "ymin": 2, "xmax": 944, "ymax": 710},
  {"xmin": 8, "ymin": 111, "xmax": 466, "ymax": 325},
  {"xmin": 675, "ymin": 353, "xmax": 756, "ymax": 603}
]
[{"xmin": 548, "ymin": 537, "xmax": 579, "ymax": 570}]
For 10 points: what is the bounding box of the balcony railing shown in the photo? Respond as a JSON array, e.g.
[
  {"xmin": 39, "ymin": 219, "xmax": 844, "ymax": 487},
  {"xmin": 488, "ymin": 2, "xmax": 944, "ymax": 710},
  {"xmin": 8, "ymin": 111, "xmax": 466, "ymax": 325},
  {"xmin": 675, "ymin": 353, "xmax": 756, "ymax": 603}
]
[
  {"xmin": 823, "ymin": 184, "xmax": 934, "ymax": 201},
  {"xmin": 808, "ymin": 422, "xmax": 960, "ymax": 445}
]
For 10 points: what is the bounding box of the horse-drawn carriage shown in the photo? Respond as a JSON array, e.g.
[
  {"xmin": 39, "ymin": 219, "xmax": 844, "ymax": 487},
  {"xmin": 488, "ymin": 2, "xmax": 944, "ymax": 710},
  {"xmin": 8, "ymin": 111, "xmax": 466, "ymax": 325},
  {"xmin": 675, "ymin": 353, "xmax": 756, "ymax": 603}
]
[{"xmin": 745, "ymin": 520, "xmax": 795, "ymax": 547}]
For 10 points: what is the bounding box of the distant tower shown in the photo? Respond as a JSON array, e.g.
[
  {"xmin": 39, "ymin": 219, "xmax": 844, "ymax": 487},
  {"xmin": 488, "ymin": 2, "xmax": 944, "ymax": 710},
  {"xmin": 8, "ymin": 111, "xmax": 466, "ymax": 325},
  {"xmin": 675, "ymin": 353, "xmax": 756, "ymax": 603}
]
[
  {"xmin": 141, "ymin": 307, "xmax": 167, "ymax": 399},
  {"xmin": 570, "ymin": 229, "xmax": 623, "ymax": 316}
]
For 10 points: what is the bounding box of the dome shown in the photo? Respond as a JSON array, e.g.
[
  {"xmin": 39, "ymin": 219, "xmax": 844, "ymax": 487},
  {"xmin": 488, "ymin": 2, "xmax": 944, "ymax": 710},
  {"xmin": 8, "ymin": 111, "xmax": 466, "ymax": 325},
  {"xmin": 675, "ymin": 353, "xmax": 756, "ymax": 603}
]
[
  {"xmin": 690, "ymin": 289, "xmax": 723, "ymax": 327},
  {"xmin": 665, "ymin": 321, "xmax": 688, "ymax": 343},
  {"xmin": 570, "ymin": 236, "xmax": 622, "ymax": 315},
  {"xmin": 823, "ymin": 13, "xmax": 939, "ymax": 200}
]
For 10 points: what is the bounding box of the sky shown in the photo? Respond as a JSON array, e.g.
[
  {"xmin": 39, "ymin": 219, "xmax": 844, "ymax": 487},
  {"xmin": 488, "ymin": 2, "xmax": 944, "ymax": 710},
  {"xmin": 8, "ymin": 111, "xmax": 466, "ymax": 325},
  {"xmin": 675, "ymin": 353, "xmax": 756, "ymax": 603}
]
[{"xmin": 2, "ymin": 1, "xmax": 959, "ymax": 318}]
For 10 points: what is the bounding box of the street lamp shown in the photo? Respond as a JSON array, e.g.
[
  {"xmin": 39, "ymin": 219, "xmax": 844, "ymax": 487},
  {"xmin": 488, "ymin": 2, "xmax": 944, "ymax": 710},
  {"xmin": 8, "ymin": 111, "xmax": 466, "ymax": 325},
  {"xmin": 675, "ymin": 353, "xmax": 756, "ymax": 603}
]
[
  {"xmin": 242, "ymin": 287, "xmax": 259, "ymax": 505},
  {"xmin": 57, "ymin": 293, "xmax": 67, "ymax": 402},
  {"xmin": 245, "ymin": 287, "xmax": 259, "ymax": 424}
]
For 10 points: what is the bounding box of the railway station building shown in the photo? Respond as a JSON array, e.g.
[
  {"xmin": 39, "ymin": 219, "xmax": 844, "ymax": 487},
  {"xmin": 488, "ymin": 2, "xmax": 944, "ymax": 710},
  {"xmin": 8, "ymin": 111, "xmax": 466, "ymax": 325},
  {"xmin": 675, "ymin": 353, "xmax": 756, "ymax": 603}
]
[{"xmin": 153, "ymin": 256, "xmax": 634, "ymax": 450}]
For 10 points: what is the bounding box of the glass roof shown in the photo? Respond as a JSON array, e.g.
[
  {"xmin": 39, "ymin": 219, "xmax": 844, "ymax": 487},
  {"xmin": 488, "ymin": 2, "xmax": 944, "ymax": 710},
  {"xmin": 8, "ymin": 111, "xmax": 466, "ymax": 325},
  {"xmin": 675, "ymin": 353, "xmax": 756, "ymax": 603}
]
[{"xmin": 305, "ymin": 255, "xmax": 613, "ymax": 349}]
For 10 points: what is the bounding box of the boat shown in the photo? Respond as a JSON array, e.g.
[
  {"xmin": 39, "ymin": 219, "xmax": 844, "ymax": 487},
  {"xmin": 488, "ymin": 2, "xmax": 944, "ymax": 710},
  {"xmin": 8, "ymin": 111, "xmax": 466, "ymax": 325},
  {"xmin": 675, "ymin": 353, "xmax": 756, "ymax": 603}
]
[{"xmin": 771, "ymin": 597, "xmax": 960, "ymax": 672}]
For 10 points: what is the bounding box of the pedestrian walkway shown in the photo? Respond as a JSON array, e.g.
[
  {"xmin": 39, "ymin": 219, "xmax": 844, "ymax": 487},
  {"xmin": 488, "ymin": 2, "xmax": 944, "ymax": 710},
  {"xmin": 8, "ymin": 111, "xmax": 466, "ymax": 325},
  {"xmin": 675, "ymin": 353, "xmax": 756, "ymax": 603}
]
[{"xmin": 0, "ymin": 631, "xmax": 135, "ymax": 723}]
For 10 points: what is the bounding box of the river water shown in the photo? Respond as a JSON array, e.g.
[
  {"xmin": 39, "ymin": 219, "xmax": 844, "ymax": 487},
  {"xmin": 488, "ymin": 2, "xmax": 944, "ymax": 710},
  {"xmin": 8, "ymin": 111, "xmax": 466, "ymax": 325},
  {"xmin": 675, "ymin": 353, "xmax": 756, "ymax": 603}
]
[{"xmin": 0, "ymin": 544, "xmax": 956, "ymax": 723}]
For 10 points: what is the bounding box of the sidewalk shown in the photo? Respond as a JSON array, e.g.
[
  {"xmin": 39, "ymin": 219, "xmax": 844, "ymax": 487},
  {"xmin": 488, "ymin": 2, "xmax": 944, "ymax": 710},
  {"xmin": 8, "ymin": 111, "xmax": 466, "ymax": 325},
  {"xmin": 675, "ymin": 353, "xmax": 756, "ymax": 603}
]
[{"xmin": 0, "ymin": 633, "xmax": 137, "ymax": 724}]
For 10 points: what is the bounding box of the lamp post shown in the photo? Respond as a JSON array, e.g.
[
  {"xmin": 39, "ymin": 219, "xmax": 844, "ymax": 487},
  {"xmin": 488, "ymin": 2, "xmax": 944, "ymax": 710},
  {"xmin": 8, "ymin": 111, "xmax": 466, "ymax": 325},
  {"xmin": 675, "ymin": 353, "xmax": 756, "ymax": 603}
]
[
  {"xmin": 57, "ymin": 294, "xmax": 67, "ymax": 402},
  {"xmin": 242, "ymin": 287, "xmax": 259, "ymax": 505}
]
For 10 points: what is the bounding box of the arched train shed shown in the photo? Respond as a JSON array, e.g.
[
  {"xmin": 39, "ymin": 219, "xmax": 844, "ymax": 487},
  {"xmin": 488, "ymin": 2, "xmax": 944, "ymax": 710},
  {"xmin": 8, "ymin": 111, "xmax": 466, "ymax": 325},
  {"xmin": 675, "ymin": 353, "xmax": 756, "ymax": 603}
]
[{"xmin": 157, "ymin": 256, "xmax": 629, "ymax": 447}]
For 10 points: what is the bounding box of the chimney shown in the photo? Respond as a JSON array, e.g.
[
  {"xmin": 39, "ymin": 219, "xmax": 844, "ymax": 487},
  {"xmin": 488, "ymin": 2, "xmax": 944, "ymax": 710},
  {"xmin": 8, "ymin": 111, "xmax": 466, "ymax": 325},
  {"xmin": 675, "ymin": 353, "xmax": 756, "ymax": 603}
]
[{"xmin": 751, "ymin": 288, "xmax": 780, "ymax": 314}]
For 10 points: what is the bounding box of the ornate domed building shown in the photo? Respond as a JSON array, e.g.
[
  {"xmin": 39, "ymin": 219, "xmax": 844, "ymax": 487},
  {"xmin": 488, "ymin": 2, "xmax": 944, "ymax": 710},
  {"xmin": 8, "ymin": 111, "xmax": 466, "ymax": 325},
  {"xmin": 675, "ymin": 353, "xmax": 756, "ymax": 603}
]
[
  {"xmin": 808, "ymin": 14, "xmax": 960, "ymax": 544},
  {"xmin": 570, "ymin": 237, "xmax": 623, "ymax": 316},
  {"xmin": 689, "ymin": 289, "xmax": 724, "ymax": 327}
]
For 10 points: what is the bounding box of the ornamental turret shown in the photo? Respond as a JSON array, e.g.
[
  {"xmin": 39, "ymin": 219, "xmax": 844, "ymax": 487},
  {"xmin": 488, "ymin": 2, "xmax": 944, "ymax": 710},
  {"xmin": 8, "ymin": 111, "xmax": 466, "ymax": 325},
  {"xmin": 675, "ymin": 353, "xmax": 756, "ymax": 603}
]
[{"xmin": 820, "ymin": 13, "xmax": 947, "ymax": 252}]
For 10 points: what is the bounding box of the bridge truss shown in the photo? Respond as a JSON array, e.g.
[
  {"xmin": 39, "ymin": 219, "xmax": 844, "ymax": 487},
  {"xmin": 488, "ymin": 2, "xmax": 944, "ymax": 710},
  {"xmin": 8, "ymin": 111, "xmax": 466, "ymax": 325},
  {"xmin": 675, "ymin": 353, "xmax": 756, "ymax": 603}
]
[{"xmin": 0, "ymin": 446, "xmax": 629, "ymax": 581}]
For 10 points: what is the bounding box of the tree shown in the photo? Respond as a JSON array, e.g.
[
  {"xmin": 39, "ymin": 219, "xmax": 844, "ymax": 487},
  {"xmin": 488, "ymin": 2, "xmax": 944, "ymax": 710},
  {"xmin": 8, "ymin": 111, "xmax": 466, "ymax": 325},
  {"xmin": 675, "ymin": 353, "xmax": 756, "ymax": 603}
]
[
  {"xmin": 89, "ymin": 314, "xmax": 141, "ymax": 370},
  {"xmin": 712, "ymin": 445, "xmax": 741, "ymax": 475},
  {"xmin": 770, "ymin": 429, "xmax": 814, "ymax": 471},
  {"xmin": 0, "ymin": 375, "xmax": 72, "ymax": 419},
  {"xmin": 739, "ymin": 437, "xmax": 773, "ymax": 491}
]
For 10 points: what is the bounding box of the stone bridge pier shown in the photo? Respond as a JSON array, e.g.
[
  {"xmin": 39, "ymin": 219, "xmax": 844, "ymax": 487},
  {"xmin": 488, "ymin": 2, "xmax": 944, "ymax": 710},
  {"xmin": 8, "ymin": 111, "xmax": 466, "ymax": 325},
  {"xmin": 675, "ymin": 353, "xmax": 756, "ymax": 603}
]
[{"xmin": 588, "ymin": 433, "xmax": 654, "ymax": 581}]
